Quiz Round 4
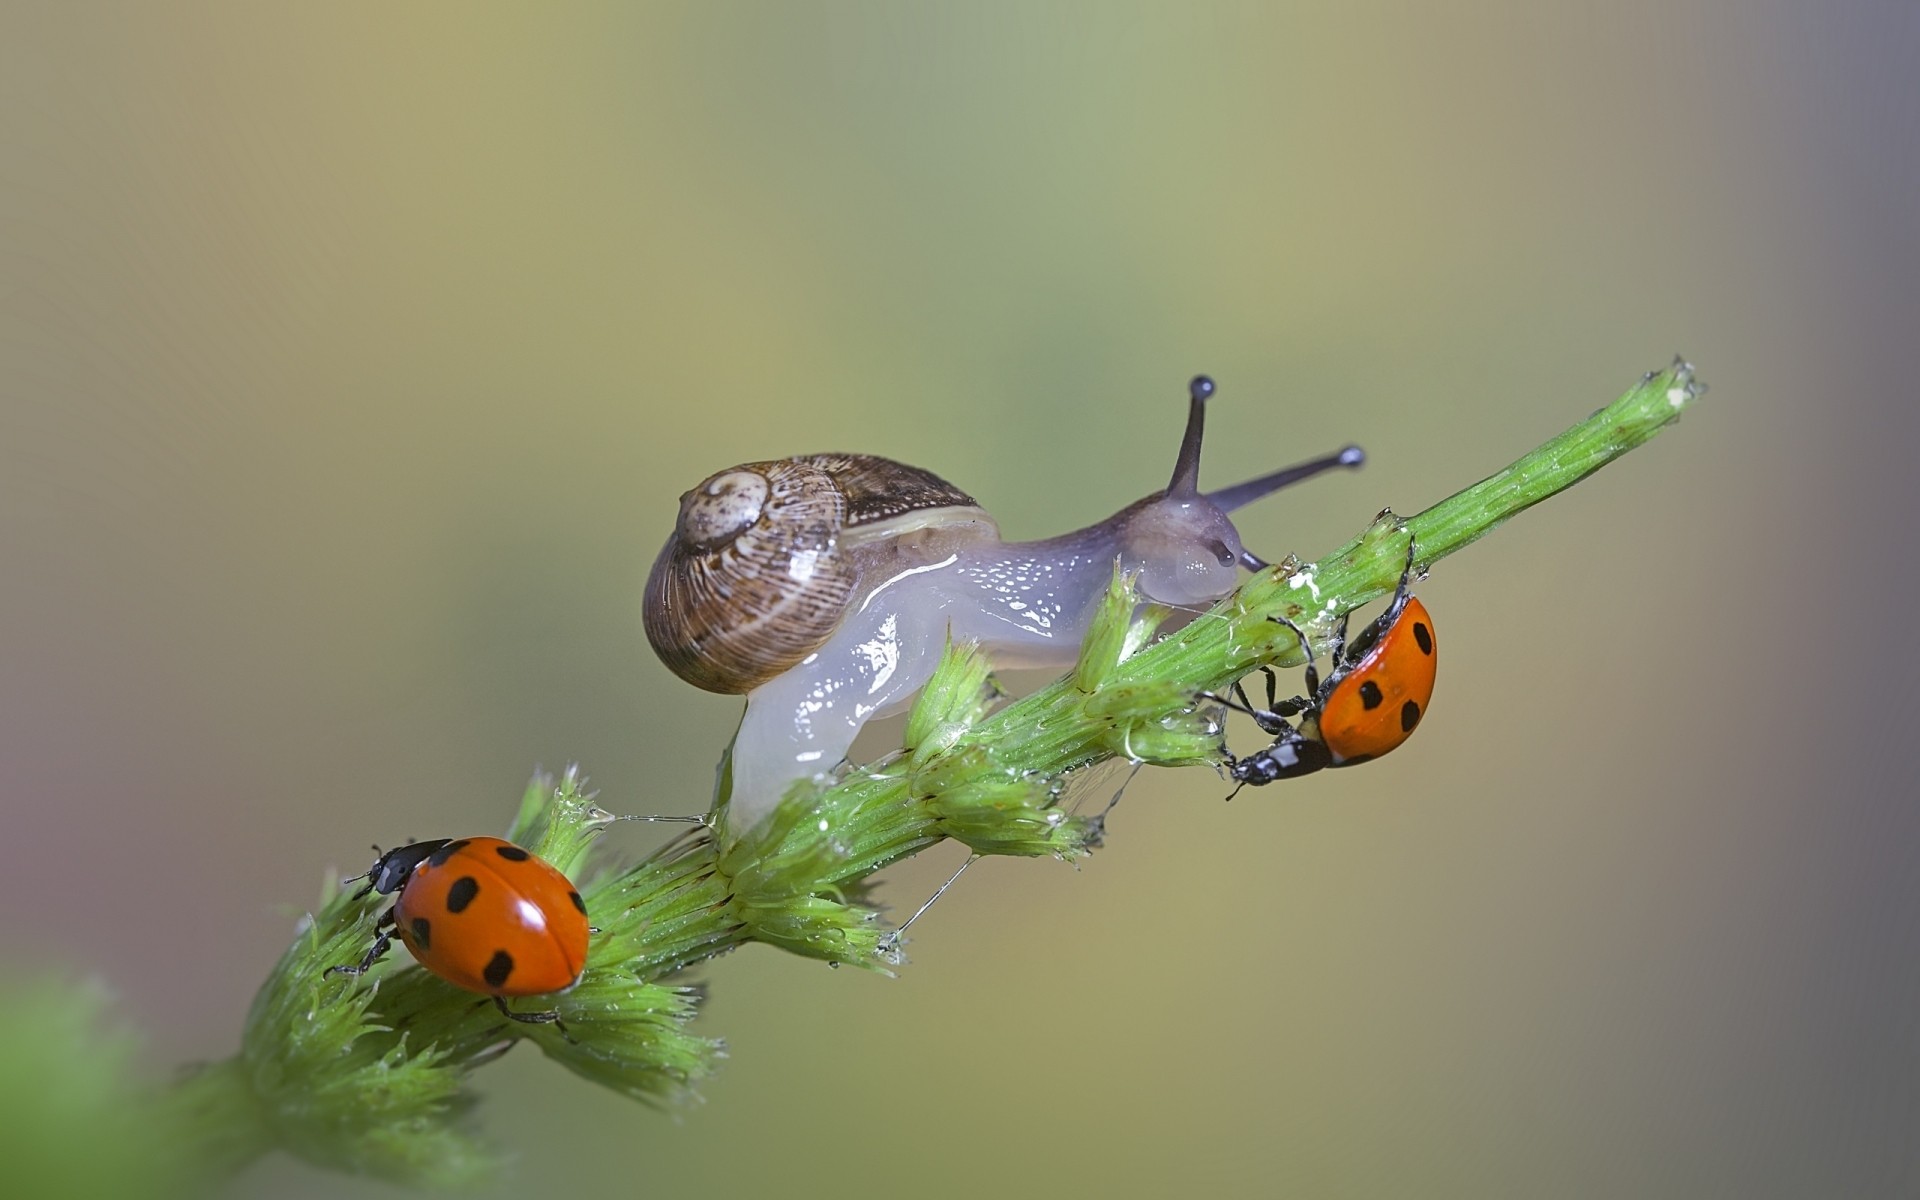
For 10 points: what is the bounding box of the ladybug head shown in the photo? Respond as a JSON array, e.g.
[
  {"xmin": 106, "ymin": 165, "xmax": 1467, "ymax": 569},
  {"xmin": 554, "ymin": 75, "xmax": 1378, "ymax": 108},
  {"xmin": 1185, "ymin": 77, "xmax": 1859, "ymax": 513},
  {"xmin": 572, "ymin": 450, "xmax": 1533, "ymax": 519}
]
[{"xmin": 354, "ymin": 839, "xmax": 453, "ymax": 898}]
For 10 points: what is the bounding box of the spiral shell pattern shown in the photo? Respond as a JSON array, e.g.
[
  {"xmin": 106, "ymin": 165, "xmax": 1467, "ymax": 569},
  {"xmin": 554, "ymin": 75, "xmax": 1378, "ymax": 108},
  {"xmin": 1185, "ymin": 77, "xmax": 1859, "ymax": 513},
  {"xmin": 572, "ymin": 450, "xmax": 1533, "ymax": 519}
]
[{"xmin": 643, "ymin": 454, "xmax": 981, "ymax": 694}]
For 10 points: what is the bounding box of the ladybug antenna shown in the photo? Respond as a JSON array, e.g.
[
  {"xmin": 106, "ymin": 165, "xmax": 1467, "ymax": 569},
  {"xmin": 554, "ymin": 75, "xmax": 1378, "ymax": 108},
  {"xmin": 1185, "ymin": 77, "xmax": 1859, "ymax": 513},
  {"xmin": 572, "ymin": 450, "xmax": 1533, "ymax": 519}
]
[{"xmin": 337, "ymin": 844, "xmax": 384, "ymax": 894}]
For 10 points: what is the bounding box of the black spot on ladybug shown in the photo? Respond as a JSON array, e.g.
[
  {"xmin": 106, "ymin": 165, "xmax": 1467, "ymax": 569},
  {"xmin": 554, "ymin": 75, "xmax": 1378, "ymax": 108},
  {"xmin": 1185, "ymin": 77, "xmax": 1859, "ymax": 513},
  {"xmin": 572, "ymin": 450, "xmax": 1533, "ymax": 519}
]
[
  {"xmin": 409, "ymin": 917, "xmax": 432, "ymax": 949},
  {"xmin": 1413, "ymin": 622, "xmax": 1433, "ymax": 655},
  {"xmin": 446, "ymin": 876, "xmax": 479, "ymax": 913},
  {"xmin": 483, "ymin": 951, "xmax": 515, "ymax": 989},
  {"xmin": 495, "ymin": 845, "xmax": 530, "ymax": 862},
  {"xmin": 1401, "ymin": 700, "xmax": 1421, "ymax": 732},
  {"xmin": 569, "ymin": 890, "xmax": 586, "ymax": 914},
  {"xmin": 427, "ymin": 839, "xmax": 470, "ymax": 868},
  {"xmin": 1359, "ymin": 680, "xmax": 1384, "ymax": 710}
]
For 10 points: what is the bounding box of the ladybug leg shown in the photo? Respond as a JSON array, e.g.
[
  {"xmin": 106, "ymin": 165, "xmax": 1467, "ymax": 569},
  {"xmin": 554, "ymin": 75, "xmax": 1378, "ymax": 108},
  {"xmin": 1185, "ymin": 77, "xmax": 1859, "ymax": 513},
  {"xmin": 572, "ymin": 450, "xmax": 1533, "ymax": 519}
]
[
  {"xmin": 493, "ymin": 995, "xmax": 569, "ymax": 1036},
  {"xmin": 1247, "ymin": 665, "xmax": 1310, "ymax": 720},
  {"xmin": 1234, "ymin": 677, "xmax": 1292, "ymax": 728},
  {"xmin": 1374, "ymin": 533, "xmax": 1419, "ymax": 626},
  {"xmin": 1202, "ymin": 650, "xmax": 1317, "ymax": 730},
  {"xmin": 1267, "ymin": 614, "xmax": 1320, "ymax": 704},
  {"xmin": 1201, "ymin": 682, "xmax": 1294, "ymax": 734},
  {"xmin": 1258, "ymin": 666, "xmax": 1284, "ymax": 712},
  {"xmin": 325, "ymin": 907, "xmax": 397, "ymax": 979}
]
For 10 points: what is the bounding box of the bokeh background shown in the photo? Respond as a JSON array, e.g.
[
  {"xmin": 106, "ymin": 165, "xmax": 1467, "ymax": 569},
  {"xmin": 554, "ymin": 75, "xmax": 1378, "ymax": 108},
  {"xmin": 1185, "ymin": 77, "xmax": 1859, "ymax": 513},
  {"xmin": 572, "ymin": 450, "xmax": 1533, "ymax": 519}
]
[{"xmin": 4, "ymin": 4, "xmax": 1916, "ymax": 1197}]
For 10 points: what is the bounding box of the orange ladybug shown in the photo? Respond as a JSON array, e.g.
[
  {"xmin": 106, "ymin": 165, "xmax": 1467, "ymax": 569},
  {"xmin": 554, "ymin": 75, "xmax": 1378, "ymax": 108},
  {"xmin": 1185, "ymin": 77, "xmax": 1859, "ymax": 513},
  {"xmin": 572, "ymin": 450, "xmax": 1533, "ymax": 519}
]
[
  {"xmin": 328, "ymin": 836, "xmax": 589, "ymax": 1026},
  {"xmin": 1207, "ymin": 536, "xmax": 1436, "ymax": 794}
]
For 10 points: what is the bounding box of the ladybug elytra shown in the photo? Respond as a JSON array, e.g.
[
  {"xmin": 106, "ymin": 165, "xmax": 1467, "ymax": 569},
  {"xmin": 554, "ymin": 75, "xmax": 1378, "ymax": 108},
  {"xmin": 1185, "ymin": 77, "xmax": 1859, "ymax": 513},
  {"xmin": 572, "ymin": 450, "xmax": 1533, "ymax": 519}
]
[{"xmin": 328, "ymin": 836, "xmax": 589, "ymax": 1027}]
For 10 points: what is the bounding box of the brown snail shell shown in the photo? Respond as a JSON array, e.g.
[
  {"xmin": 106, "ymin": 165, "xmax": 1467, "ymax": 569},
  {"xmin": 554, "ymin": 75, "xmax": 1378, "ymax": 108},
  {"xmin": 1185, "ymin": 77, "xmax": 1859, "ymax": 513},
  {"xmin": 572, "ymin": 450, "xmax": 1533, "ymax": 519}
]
[{"xmin": 643, "ymin": 454, "xmax": 989, "ymax": 693}]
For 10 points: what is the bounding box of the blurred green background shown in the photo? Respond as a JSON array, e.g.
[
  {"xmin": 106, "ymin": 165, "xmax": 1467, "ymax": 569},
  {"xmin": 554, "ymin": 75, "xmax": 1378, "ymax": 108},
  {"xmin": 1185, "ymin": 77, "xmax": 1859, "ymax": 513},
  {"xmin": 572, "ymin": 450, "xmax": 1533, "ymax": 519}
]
[{"xmin": 3, "ymin": 4, "xmax": 1916, "ymax": 1197}]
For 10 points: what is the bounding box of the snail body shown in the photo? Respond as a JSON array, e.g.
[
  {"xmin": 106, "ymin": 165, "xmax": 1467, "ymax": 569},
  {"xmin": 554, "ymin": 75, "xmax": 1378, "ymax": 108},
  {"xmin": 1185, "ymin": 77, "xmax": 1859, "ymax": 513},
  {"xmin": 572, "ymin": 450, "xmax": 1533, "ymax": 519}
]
[{"xmin": 643, "ymin": 378, "xmax": 1364, "ymax": 838}]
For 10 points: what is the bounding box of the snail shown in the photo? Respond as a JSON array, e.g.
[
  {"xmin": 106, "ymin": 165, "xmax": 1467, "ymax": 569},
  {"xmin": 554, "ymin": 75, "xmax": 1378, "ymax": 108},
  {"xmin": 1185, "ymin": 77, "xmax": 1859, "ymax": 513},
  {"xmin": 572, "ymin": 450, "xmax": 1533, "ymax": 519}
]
[{"xmin": 643, "ymin": 376, "xmax": 1364, "ymax": 838}]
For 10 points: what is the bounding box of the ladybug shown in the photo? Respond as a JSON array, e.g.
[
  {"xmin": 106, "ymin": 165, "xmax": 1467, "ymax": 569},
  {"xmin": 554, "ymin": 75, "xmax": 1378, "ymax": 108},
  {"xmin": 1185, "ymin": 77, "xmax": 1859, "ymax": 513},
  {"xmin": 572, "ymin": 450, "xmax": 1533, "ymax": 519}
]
[
  {"xmin": 1206, "ymin": 536, "xmax": 1436, "ymax": 795},
  {"xmin": 327, "ymin": 836, "xmax": 589, "ymax": 1027}
]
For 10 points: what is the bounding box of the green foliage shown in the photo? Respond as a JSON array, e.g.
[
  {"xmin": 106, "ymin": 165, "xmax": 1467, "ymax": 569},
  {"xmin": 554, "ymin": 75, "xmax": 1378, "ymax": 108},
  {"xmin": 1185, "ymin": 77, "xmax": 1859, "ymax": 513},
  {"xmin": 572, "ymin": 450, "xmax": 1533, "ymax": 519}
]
[
  {"xmin": 1073, "ymin": 568, "xmax": 1152, "ymax": 691},
  {"xmin": 905, "ymin": 635, "xmax": 1000, "ymax": 763},
  {"xmin": 509, "ymin": 767, "xmax": 615, "ymax": 879},
  {"xmin": 121, "ymin": 358, "xmax": 1700, "ymax": 1187}
]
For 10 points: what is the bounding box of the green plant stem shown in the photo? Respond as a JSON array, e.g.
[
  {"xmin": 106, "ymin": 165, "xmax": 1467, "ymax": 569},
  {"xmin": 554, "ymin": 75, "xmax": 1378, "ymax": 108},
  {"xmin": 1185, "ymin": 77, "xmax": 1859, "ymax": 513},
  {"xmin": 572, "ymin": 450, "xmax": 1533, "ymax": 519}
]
[{"xmin": 163, "ymin": 359, "xmax": 1701, "ymax": 1187}]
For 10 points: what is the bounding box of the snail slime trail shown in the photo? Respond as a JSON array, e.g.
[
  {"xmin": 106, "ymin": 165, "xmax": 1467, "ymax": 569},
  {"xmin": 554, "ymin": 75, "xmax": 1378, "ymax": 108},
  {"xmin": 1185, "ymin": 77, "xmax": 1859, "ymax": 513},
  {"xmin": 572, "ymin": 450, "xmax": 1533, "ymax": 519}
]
[{"xmin": 643, "ymin": 377, "xmax": 1365, "ymax": 840}]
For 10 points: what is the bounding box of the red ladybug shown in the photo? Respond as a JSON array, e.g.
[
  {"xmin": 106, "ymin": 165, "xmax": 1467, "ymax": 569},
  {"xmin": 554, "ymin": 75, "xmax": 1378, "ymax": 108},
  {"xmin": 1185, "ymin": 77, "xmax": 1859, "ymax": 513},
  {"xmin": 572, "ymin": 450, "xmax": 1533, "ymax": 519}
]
[
  {"xmin": 1208, "ymin": 536, "xmax": 1436, "ymax": 794},
  {"xmin": 328, "ymin": 836, "xmax": 589, "ymax": 1026}
]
